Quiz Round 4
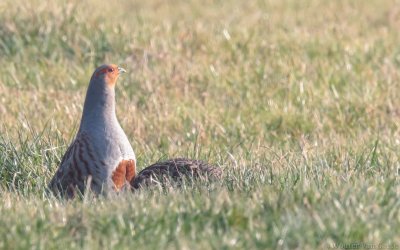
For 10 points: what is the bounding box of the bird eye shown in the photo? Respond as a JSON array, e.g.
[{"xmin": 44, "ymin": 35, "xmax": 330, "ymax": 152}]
[{"xmin": 108, "ymin": 68, "xmax": 114, "ymax": 72}]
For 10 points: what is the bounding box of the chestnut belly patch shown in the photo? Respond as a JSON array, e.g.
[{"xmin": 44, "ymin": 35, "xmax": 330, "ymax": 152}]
[{"xmin": 111, "ymin": 159, "xmax": 136, "ymax": 191}]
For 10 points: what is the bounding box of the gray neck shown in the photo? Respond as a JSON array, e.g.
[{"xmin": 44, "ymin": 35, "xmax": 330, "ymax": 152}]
[{"xmin": 79, "ymin": 79, "xmax": 118, "ymax": 130}]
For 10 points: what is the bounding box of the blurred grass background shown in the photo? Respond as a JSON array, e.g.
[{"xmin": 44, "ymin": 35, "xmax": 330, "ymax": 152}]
[{"xmin": 0, "ymin": 0, "xmax": 400, "ymax": 249}]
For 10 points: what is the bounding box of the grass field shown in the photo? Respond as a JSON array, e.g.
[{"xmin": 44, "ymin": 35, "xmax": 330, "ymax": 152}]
[{"xmin": 1, "ymin": 0, "xmax": 400, "ymax": 249}]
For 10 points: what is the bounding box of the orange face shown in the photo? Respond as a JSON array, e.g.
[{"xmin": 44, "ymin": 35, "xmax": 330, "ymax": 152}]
[{"xmin": 94, "ymin": 64, "xmax": 126, "ymax": 87}]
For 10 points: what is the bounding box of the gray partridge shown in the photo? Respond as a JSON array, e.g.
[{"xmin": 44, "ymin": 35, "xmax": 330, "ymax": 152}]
[
  {"xmin": 49, "ymin": 64, "xmax": 222, "ymax": 198},
  {"xmin": 48, "ymin": 64, "xmax": 136, "ymax": 197},
  {"xmin": 131, "ymin": 158, "xmax": 222, "ymax": 189}
]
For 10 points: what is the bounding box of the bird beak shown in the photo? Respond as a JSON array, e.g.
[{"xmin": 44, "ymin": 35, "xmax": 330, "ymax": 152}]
[{"xmin": 118, "ymin": 67, "xmax": 126, "ymax": 74}]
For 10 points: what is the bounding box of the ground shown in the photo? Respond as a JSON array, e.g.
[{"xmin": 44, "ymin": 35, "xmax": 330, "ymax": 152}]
[{"xmin": 0, "ymin": 0, "xmax": 399, "ymax": 249}]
